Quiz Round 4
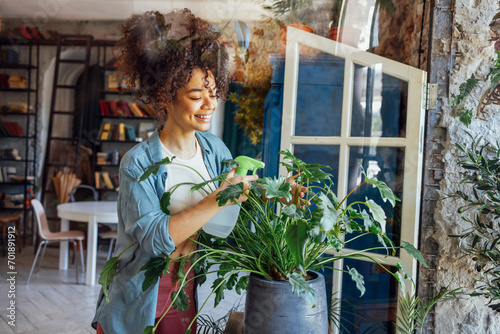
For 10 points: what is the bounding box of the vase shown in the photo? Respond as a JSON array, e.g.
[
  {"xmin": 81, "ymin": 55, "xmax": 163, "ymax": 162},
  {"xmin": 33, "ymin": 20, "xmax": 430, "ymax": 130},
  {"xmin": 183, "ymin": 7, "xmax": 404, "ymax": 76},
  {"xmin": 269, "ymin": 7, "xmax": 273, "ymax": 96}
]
[
  {"xmin": 279, "ymin": 24, "xmax": 315, "ymax": 54},
  {"xmin": 328, "ymin": 27, "xmax": 361, "ymax": 48},
  {"xmin": 243, "ymin": 271, "xmax": 328, "ymax": 334}
]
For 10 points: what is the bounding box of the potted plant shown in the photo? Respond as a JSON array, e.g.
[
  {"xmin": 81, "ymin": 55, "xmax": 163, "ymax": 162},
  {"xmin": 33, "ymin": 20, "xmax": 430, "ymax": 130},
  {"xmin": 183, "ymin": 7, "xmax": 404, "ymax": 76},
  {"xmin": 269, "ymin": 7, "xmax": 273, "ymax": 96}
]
[{"xmin": 99, "ymin": 150, "xmax": 427, "ymax": 333}]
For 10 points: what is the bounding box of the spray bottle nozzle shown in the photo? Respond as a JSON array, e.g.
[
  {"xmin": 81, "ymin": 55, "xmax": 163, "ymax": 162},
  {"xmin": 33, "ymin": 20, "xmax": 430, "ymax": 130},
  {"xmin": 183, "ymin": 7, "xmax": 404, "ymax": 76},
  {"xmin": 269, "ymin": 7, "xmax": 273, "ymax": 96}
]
[{"xmin": 234, "ymin": 156, "xmax": 265, "ymax": 176}]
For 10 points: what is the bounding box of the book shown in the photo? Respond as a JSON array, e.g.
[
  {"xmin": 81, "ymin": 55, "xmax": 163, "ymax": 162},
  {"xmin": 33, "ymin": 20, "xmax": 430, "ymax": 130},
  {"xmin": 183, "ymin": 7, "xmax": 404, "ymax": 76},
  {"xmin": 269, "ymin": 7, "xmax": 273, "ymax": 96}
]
[
  {"xmin": 15, "ymin": 27, "xmax": 32, "ymax": 40},
  {"xmin": 118, "ymin": 101, "xmax": 133, "ymax": 117},
  {"xmin": 101, "ymin": 171, "xmax": 115, "ymax": 190},
  {"xmin": 99, "ymin": 100, "xmax": 110, "ymax": 116},
  {"xmin": 128, "ymin": 102, "xmax": 144, "ymax": 117},
  {"xmin": 28, "ymin": 27, "xmax": 42, "ymax": 40},
  {"xmin": 118, "ymin": 123, "xmax": 126, "ymax": 141},
  {"xmin": 125, "ymin": 125, "xmax": 137, "ymax": 141},
  {"xmin": 94, "ymin": 171, "xmax": 102, "ymax": 189},
  {"xmin": 99, "ymin": 123, "xmax": 112, "ymax": 140}
]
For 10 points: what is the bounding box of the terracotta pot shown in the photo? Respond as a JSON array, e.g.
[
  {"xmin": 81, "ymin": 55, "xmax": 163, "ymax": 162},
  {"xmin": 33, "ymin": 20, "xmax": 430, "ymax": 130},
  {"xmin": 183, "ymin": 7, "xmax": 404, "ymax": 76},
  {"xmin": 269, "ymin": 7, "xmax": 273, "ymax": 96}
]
[
  {"xmin": 328, "ymin": 27, "xmax": 361, "ymax": 48},
  {"xmin": 279, "ymin": 24, "xmax": 315, "ymax": 54}
]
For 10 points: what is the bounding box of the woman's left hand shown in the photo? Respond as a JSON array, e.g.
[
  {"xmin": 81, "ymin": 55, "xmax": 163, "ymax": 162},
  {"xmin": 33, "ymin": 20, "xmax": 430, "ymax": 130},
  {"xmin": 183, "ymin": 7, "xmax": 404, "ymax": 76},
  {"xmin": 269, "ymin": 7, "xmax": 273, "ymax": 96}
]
[{"xmin": 281, "ymin": 174, "xmax": 310, "ymax": 207}]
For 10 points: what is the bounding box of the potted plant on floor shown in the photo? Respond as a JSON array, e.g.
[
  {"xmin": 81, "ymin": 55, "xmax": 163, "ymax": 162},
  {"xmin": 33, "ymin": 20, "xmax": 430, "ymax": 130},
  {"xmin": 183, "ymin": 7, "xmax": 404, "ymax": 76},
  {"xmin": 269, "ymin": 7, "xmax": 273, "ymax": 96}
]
[{"xmin": 100, "ymin": 150, "xmax": 427, "ymax": 333}]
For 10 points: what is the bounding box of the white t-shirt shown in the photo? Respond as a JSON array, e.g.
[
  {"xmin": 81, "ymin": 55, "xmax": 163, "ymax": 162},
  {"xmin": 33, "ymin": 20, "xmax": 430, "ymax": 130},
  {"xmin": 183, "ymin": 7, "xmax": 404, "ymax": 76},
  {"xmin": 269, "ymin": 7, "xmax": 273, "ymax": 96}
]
[{"xmin": 160, "ymin": 138, "xmax": 212, "ymax": 215}]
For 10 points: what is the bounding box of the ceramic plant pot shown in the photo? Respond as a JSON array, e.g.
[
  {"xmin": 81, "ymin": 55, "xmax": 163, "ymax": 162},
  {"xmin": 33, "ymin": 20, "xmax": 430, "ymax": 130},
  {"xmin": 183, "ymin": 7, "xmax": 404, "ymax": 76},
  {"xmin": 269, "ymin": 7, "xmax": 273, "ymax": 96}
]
[{"xmin": 243, "ymin": 271, "xmax": 328, "ymax": 334}]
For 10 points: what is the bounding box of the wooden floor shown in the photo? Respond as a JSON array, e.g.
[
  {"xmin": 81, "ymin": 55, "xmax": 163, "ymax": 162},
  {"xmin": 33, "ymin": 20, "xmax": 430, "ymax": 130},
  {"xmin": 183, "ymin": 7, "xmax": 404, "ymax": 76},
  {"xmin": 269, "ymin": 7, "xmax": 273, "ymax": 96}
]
[{"xmin": 0, "ymin": 243, "xmax": 245, "ymax": 334}]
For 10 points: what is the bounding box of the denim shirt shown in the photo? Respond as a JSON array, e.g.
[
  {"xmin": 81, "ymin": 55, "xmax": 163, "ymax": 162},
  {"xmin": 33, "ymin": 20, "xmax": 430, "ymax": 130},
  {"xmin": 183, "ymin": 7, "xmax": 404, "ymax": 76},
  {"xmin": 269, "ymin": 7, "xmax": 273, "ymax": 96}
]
[{"xmin": 92, "ymin": 128, "xmax": 232, "ymax": 333}]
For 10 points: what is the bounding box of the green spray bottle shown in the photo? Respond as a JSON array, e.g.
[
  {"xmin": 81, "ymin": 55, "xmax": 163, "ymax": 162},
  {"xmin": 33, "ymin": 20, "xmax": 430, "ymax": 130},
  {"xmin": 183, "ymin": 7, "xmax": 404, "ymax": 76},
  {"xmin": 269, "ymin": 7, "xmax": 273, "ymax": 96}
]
[{"xmin": 202, "ymin": 156, "xmax": 265, "ymax": 238}]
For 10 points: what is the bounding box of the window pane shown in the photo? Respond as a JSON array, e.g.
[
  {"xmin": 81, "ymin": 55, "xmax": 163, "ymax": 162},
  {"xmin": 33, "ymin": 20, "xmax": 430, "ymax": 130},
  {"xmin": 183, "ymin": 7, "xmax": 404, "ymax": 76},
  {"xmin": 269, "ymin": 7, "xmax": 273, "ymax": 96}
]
[
  {"xmin": 340, "ymin": 259, "xmax": 398, "ymax": 334},
  {"xmin": 294, "ymin": 145, "xmax": 340, "ymax": 185},
  {"xmin": 351, "ymin": 64, "xmax": 408, "ymax": 138},
  {"xmin": 294, "ymin": 53, "xmax": 344, "ymax": 137},
  {"xmin": 345, "ymin": 146, "xmax": 405, "ymax": 254}
]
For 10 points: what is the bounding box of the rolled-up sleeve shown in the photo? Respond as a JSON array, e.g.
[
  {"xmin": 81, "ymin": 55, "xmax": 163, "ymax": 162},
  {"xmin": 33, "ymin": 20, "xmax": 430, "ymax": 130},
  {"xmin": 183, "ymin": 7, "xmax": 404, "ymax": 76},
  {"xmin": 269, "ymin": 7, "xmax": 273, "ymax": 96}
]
[{"xmin": 118, "ymin": 163, "xmax": 176, "ymax": 258}]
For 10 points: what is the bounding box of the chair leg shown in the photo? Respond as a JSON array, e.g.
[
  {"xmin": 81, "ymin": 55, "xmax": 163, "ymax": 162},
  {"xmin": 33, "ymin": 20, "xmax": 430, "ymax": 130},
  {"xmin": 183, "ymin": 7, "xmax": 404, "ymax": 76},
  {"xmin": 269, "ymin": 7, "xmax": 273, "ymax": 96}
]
[
  {"xmin": 35, "ymin": 241, "xmax": 48, "ymax": 273},
  {"xmin": 71, "ymin": 240, "xmax": 79, "ymax": 284},
  {"xmin": 78, "ymin": 239, "xmax": 85, "ymax": 273},
  {"xmin": 106, "ymin": 239, "xmax": 115, "ymax": 261},
  {"xmin": 27, "ymin": 240, "xmax": 47, "ymax": 285}
]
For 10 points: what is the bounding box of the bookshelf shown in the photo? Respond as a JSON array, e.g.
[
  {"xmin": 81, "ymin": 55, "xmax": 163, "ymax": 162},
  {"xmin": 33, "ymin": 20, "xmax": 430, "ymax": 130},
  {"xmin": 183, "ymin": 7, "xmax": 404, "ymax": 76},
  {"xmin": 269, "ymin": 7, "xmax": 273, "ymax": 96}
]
[
  {"xmin": 0, "ymin": 38, "xmax": 39, "ymax": 245},
  {"xmin": 92, "ymin": 44, "xmax": 156, "ymax": 200}
]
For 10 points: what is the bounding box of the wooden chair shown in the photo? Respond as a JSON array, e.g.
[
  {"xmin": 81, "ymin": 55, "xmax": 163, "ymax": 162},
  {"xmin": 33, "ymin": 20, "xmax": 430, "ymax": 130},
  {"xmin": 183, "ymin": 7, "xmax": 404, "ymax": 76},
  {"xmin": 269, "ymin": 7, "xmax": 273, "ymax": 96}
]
[
  {"xmin": 27, "ymin": 199, "xmax": 85, "ymax": 284},
  {"xmin": 0, "ymin": 214, "xmax": 22, "ymax": 256}
]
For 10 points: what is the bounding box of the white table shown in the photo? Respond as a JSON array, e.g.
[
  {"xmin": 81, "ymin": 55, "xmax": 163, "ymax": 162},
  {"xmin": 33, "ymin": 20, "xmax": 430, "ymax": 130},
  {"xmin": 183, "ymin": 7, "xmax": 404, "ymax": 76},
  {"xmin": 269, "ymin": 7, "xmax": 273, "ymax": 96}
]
[{"xmin": 57, "ymin": 201, "xmax": 118, "ymax": 286}]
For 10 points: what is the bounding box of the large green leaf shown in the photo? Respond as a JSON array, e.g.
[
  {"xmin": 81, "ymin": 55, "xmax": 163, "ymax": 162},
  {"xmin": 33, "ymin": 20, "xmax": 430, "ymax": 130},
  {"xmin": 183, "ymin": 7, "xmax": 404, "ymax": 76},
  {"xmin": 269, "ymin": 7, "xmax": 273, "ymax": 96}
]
[
  {"xmin": 216, "ymin": 183, "xmax": 245, "ymax": 206},
  {"xmin": 235, "ymin": 275, "xmax": 249, "ymax": 295},
  {"xmin": 288, "ymin": 272, "xmax": 317, "ymax": 307},
  {"xmin": 171, "ymin": 287, "xmax": 190, "ymax": 311},
  {"xmin": 394, "ymin": 272, "xmax": 406, "ymax": 294},
  {"xmin": 315, "ymin": 193, "xmax": 340, "ymax": 232},
  {"xmin": 139, "ymin": 256, "xmax": 171, "ymax": 292},
  {"xmin": 347, "ymin": 266, "xmax": 366, "ymax": 296},
  {"xmin": 282, "ymin": 204, "xmax": 304, "ymax": 220},
  {"xmin": 212, "ymin": 277, "xmax": 227, "ymax": 307},
  {"xmin": 365, "ymin": 199, "xmax": 387, "ymax": 234},
  {"xmin": 140, "ymin": 156, "xmax": 175, "ymax": 182},
  {"xmin": 160, "ymin": 191, "xmax": 171, "ymax": 215},
  {"xmin": 98, "ymin": 256, "xmax": 119, "ymax": 303},
  {"xmin": 365, "ymin": 176, "xmax": 399, "ymax": 207},
  {"xmin": 401, "ymin": 241, "xmax": 429, "ymax": 268},
  {"xmin": 261, "ymin": 176, "xmax": 292, "ymax": 202},
  {"xmin": 285, "ymin": 220, "xmax": 309, "ymax": 275}
]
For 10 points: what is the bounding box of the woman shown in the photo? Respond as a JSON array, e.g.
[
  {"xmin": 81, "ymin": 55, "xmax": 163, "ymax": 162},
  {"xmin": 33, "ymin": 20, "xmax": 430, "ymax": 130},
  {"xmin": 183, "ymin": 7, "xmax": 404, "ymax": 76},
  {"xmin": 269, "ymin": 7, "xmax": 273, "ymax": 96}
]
[{"xmin": 92, "ymin": 9, "xmax": 257, "ymax": 333}]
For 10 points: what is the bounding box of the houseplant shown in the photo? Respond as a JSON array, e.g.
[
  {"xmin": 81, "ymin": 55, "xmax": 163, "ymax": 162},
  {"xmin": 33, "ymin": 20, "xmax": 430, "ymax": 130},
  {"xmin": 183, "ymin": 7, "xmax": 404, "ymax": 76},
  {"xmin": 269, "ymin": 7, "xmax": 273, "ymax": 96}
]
[{"xmin": 99, "ymin": 150, "xmax": 427, "ymax": 333}]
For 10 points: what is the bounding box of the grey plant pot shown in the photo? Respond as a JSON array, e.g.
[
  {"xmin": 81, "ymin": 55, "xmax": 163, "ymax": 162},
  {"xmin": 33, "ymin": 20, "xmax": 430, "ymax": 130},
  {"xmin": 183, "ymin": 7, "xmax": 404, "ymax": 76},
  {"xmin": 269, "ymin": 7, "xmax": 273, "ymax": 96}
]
[{"xmin": 243, "ymin": 271, "xmax": 328, "ymax": 334}]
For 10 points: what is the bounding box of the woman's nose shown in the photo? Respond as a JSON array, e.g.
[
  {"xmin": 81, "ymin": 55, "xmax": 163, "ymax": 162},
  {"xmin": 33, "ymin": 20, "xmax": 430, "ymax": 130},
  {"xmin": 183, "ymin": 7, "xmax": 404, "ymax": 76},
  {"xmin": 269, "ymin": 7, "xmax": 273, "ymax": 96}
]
[{"xmin": 202, "ymin": 96, "xmax": 217, "ymax": 110}]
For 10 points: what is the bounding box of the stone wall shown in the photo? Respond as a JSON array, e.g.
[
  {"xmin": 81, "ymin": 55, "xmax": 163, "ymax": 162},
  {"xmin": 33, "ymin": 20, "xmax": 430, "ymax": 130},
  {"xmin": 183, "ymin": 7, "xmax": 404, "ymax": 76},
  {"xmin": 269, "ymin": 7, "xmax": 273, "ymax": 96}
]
[{"xmin": 431, "ymin": 0, "xmax": 500, "ymax": 332}]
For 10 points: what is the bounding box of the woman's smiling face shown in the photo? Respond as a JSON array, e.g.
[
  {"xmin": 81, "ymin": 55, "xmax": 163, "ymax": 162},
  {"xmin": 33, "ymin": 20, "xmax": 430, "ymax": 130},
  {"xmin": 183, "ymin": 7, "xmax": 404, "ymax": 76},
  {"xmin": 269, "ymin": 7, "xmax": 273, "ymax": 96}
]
[{"xmin": 166, "ymin": 68, "xmax": 218, "ymax": 133}]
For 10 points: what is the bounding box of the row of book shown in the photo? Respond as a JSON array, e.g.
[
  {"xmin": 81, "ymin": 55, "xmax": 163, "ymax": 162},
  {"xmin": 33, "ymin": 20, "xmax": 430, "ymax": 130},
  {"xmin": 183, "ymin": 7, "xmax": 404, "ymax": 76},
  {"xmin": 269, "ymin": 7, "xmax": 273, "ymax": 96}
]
[
  {"xmin": 0, "ymin": 74, "xmax": 27, "ymax": 89},
  {"xmin": 95, "ymin": 171, "xmax": 119, "ymax": 191},
  {"xmin": 5, "ymin": 26, "xmax": 57, "ymax": 41},
  {"xmin": 107, "ymin": 73, "xmax": 139, "ymax": 92},
  {"xmin": 0, "ymin": 193, "xmax": 24, "ymax": 209},
  {"xmin": 96, "ymin": 151, "xmax": 123, "ymax": 166},
  {"xmin": 97, "ymin": 123, "xmax": 138, "ymax": 141},
  {"xmin": 99, "ymin": 100, "xmax": 154, "ymax": 118},
  {"xmin": 0, "ymin": 121, "xmax": 24, "ymax": 136},
  {"xmin": 2, "ymin": 102, "xmax": 33, "ymax": 113},
  {"xmin": 0, "ymin": 148, "xmax": 21, "ymax": 160}
]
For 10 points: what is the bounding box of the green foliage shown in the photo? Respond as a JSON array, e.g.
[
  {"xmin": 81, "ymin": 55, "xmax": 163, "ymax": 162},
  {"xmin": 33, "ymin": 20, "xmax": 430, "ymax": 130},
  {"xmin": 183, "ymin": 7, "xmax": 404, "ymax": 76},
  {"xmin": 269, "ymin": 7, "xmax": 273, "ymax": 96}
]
[
  {"xmin": 394, "ymin": 286, "xmax": 461, "ymax": 334},
  {"xmin": 102, "ymin": 150, "xmax": 427, "ymax": 332},
  {"xmin": 450, "ymin": 74, "xmax": 480, "ymax": 127},
  {"xmin": 451, "ymin": 51, "xmax": 500, "ymax": 126},
  {"xmin": 98, "ymin": 256, "xmax": 119, "ymax": 304},
  {"xmin": 444, "ymin": 137, "xmax": 500, "ymax": 310},
  {"xmin": 139, "ymin": 256, "xmax": 171, "ymax": 292}
]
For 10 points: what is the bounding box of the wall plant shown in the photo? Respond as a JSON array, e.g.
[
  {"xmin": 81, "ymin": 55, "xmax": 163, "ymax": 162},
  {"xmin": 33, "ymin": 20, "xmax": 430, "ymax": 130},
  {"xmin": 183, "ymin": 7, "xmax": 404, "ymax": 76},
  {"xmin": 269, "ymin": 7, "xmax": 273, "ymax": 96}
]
[
  {"xmin": 443, "ymin": 134, "xmax": 500, "ymax": 311},
  {"xmin": 99, "ymin": 150, "xmax": 428, "ymax": 333}
]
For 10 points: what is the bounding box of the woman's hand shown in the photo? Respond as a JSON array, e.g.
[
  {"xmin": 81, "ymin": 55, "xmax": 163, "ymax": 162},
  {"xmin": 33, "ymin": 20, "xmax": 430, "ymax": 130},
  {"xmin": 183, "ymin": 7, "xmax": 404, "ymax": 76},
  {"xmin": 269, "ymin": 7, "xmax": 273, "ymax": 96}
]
[
  {"xmin": 217, "ymin": 167, "xmax": 259, "ymax": 205},
  {"xmin": 281, "ymin": 174, "xmax": 310, "ymax": 207}
]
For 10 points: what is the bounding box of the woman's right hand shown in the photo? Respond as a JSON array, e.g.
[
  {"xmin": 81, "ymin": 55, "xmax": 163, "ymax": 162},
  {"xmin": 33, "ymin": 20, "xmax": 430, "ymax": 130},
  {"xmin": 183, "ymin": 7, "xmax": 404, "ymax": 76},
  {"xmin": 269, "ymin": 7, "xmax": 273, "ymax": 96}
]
[{"xmin": 216, "ymin": 167, "xmax": 258, "ymax": 205}]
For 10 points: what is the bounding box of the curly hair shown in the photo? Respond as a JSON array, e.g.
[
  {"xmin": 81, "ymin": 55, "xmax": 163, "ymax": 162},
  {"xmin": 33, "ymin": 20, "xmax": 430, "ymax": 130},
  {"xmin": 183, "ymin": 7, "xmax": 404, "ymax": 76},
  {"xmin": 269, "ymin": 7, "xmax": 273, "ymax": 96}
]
[{"xmin": 115, "ymin": 9, "xmax": 230, "ymax": 123}]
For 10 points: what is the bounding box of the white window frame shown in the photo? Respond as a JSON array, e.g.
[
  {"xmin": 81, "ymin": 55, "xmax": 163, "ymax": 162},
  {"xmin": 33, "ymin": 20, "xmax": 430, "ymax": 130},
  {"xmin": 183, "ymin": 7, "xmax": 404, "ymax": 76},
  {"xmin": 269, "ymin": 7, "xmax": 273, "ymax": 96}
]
[{"xmin": 279, "ymin": 27, "xmax": 427, "ymax": 332}]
